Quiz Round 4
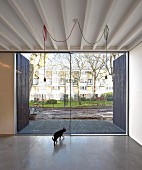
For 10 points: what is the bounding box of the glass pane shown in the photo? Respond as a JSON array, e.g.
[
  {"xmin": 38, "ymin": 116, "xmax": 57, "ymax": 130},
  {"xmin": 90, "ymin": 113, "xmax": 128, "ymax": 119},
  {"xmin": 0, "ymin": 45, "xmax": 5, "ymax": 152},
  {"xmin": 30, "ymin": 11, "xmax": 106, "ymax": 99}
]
[
  {"xmin": 19, "ymin": 53, "xmax": 71, "ymax": 135},
  {"xmin": 18, "ymin": 52, "xmax": 127, "ymax": 135},
  {"xmin": 70, "ymin": 52, "xmax": 126, "ymax": 134}
]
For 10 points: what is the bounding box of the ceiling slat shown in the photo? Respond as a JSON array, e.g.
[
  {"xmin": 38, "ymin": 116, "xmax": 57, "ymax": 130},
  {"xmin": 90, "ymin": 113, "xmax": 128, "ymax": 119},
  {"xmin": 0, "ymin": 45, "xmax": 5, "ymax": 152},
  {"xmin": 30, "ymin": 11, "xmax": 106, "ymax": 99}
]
[
  {"xmin": 34, "ymin": 0, "xmax": 58, "ymax": 50},
  {"xmin": 93, "ymin": 0, "xmax": 119, "ymax": 50},
  {"xmin": 0, "ymin": 42, "xmax": 9, "ymax": 50},
  {"xmin": 0, "ymin": 16, "xmax": 33, "ymax": 50},
  {"xmin": 107, "ymin": 0, "xmax": 141, "ymax": 49},
  {"xmin": 8, "ymin": 0, "xmax": 44, "ymax": 49},
  {"xmin": 60, "ymin": 0, "xmax": 70, "ymax": 50},
  {"xmin": 0, "ymin": 32, "xmax": 21, "ymax": 50},
  {"xmin": 128, "ymin": 34, "xmax": 142, "ymax": 51},
  {"xmin": 118, "ymin": 21, "xmax": 142, "ymax": 50},
  {"xmin": 80, "ymin": 0, "xmax": 93, "ymax": 50}
]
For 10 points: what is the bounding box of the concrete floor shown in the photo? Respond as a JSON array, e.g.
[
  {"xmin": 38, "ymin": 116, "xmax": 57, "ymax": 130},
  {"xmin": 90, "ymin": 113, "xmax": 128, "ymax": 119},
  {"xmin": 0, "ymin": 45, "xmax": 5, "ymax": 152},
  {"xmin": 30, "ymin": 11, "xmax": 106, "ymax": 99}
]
[{"xmin": 0, "ymin": 136, "xmax": 142, "ymax": 170}]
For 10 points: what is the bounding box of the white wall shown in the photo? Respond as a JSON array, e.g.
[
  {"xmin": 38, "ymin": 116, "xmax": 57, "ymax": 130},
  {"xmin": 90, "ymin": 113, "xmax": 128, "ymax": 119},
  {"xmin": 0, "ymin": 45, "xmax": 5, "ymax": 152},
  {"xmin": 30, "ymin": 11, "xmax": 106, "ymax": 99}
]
[
  {"xmin": 129, "ymin": 42, "xmax": 142, "ymax": 145},
  {"xmin": 0, "ymin": 53, "xmax": 15, "ymax": 134}
]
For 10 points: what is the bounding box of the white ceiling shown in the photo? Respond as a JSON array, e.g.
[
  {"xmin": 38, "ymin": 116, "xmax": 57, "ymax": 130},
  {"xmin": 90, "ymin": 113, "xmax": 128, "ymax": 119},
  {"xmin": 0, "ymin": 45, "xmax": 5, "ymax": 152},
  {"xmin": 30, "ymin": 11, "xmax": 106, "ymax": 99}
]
[{"xmin": 0, "ymin": 0, "xmax": 142, "ymax": 52}]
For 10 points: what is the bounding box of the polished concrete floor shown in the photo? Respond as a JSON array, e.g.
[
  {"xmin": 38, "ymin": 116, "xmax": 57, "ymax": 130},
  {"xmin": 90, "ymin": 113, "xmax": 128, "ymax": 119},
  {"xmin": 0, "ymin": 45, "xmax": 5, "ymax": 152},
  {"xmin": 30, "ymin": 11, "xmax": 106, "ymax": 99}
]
[{"xmin": 0, "ymin": 136, "xmax": 142, "ymax": 170}]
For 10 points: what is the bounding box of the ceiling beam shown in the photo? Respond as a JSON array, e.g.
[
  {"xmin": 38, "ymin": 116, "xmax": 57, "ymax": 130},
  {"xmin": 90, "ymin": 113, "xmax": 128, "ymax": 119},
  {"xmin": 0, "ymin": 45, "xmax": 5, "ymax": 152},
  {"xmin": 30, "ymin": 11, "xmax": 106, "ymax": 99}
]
[
  {"xmin": 128, "ymin": 34, "xmax": 142, "ymax": 51},
  {"xmin": 60, "ymin": 0, "xmax": 70, "ymax": 50},
  {"xmin": 0, "ymin": 42, "xmax": 9, "ymax": 50},
  {"xmin": 117, "ymin": 21, "xmax": 142, "ymax": 50},
  {"xmin": 80, "ymin": 0, "xmax": 93, "ymax": 50},
  {"xmin": 8, "ymin": 0, "xmax": 44, "ymax": 49},
  {"xmin": 0, "ymin": 32, "xmax": 21, "ymax": 50},
  {"xmin": 93, "ymin": 0, "xmax": 119, "ymax": 50},
  {"xmin": 34, "ymin": 0, "xmax": 58, "ymax": 50},
  {"xmin": 107, "ymin": 0, "xmax": 141, "ymax": 48},
  {"xmin": 0, "ymin": 16, "xmax": 33, "ymax": 50}
]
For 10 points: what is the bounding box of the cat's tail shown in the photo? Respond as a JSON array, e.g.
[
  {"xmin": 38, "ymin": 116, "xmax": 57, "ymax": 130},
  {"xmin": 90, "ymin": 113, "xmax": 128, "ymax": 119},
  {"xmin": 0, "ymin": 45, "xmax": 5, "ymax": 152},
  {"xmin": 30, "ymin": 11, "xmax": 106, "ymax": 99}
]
[{"xmin": 52, "ymin": 137, "xmax": 54, "ymax": 141}]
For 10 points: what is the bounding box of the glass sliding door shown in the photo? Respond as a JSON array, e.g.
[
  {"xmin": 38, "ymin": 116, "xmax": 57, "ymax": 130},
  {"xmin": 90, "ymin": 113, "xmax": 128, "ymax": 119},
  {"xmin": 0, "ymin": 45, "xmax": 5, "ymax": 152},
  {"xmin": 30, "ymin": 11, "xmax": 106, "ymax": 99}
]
[
  {"xmin": 18, "ymin": 52, "xmax": 127, "ymax": 135},
  {"xmin": 70, "ymin": 52, "xmax": 126, "ymax": 134},
  {"xmin": 19, "ymin": 53, "xmax": 71, "ymax": 134}
]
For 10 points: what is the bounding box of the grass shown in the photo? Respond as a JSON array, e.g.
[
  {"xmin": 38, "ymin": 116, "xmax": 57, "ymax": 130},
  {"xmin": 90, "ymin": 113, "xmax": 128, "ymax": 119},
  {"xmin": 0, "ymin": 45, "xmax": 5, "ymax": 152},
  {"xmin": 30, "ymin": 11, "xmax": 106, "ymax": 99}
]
[{"xmin": 29, "ymin": 100, "xmax": 112, "ymax": 108}]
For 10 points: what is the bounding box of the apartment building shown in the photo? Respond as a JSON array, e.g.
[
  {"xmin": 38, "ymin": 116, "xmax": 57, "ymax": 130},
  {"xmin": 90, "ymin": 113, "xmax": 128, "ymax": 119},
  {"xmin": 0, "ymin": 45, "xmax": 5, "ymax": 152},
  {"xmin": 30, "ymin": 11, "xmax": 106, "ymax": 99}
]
[{"xmin": 30, "ymin": 68, "xmax": 113, "ymax": 101}]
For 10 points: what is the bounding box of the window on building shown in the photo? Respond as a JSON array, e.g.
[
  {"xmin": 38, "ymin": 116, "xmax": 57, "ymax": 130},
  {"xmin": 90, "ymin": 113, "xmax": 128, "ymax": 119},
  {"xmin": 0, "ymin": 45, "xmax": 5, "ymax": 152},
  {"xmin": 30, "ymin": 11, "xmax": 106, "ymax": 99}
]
[
  {"xmin": 46, "ymin": 71, "xmax": 52, "ymax": 77},
  {"xmin": 46, "ymin": 78, "xmax": 52, "ymax": 85},
  {"xmin": 80, "ymin": 79, "xmax": 86, "ymax": 83},
  {"xmin": 53, "ymin": 86, "xmax": 60, "ymax": 90},
  {"xmin": 60, "ymin": 78, "xmax": 66, "ymax": 85},
  {"xmin": 74, "ymin": 94, "xmax": 78, "ymax": 100},
  {"xmin": 87, "ymin": 79, "xmax": 93, "ymax": 85},
  {"xmin": 81, "ymin": 71, "xmax": 86, "ymax": 76},
  {"xmin": 80, "ymin": 86, "xmax": 87, "ymax": 90},
  {"xmin": 109, "ymin": 87, "xmax": 112, "ymax": 90},
  {"xmin": 73, "ymin": 78, "xmax": 78, "ymax": 85},
  {"xmin": 33, "ymin": 78, "xmax": 39, "ymax": 85}
]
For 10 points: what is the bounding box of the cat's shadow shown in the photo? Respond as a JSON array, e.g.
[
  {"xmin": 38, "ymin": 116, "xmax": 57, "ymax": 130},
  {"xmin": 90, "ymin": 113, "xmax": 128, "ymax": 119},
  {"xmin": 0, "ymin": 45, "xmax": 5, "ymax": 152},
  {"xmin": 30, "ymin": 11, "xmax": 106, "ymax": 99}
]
[{"xmin": 52, "ymin": 138, "xmax": 66, "ymax": 155}]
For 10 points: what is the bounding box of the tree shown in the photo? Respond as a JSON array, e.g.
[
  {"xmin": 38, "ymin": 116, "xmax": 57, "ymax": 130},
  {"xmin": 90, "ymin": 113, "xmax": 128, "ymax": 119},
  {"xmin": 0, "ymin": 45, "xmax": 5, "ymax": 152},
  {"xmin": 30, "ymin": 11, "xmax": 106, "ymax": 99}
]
[
  {"xmin": 29, "ymin": 53, "xmax": 48, "ymax": 98},
  {"xmin": 105, "ymin": 53, "xmax": 119, "ymax": 77},
  {"xmin": 84, "ymin": 53, "xmax": 106, "ymax": 99},
  {"xmin": 29, "ymin": 63, "xmax": 34, "ymax": 93},
  {"xmin": 52, "ymin": 53, "xmax": 70, "ymax": 107},
  {"xmin": 72, "ymin": 54, "xmax": 86, "ymax": 105},
  {"xmin": 30, "ymin": 53, "xmax": 48, "ymax": 80},
  {"xmin": 55, "ymin": 53, "xmax": 86, "ymax": 105}
]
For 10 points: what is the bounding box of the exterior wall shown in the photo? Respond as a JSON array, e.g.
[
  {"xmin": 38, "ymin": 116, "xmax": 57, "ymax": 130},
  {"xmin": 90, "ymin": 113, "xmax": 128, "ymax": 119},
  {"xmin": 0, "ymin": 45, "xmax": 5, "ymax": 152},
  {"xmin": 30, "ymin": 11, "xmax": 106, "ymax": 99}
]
[
  {"xmin": 16, "ymin": 53, "xmax": 29, "ymax": 132},
  {"xmin": 113, "ymin": 54, "xmax": 126, "ymax": 131},
  {"xmin": 129, "ymin": 42, "xmax": 142, "ymax": 146},
  {"xmin": 0, "ymin": 53, "xmax": 15, "ymax": 134}
]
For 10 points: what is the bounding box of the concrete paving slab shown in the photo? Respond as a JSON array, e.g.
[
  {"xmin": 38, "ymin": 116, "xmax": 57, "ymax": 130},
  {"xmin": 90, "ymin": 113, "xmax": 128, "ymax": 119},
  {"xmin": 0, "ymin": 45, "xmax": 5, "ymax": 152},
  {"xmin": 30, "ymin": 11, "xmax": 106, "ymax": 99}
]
[{"xmin": 19, "ymin": 119, "xmax": 125, "ymax": 135}]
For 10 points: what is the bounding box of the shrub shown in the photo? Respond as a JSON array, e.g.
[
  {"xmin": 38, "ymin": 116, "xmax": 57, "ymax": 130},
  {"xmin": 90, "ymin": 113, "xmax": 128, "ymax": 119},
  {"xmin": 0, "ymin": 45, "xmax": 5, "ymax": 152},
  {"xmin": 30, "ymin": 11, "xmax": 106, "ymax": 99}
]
[
  {"xmin": 106, "ymin": 96, "xmax": 113, "ymax": 101},
  {"xmin": 34, "ymin": 98, "xmax": 39, "ymax": 102},
  {"xmin": 101, "ymin": 92, "xmax": 113, "ymax": 98},
  {"xmin": 96, "ymin": 97, "xmax": 105, "ymax": 101},
  {"xmin": 80, "ymin": 97, "xmax": 87, "ymax": 101},
  {"xmin": 46, "ymin": 99, "xmax": 57, "ymax": 104},
  {"xmin": 101, "ymin": 92, "xmax": 113, "ymax": 101}
]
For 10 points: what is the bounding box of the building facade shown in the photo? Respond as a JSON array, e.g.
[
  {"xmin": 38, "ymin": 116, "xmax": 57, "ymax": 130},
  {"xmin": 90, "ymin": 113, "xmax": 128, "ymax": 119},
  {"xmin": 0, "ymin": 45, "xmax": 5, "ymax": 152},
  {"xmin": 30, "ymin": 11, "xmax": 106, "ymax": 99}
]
[{"xmin": 30, "ymin": 68, "xmax": 113, "ymax": 101}]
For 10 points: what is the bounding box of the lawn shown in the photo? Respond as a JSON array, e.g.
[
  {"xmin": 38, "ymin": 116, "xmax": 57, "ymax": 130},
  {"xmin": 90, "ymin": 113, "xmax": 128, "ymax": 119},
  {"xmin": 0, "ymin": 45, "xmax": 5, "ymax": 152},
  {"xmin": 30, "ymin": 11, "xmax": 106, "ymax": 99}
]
[{"xmin": 29, "ymin": 100, "xmax": 113, "ymax": 108}]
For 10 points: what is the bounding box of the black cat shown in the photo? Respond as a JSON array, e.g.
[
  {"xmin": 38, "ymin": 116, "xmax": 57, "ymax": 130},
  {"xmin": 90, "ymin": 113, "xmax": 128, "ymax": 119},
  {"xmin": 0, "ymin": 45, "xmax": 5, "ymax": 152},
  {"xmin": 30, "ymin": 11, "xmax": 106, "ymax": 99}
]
[{"xmin": 52, "ymin": 128, "xmax": 66, "ymax": 145}]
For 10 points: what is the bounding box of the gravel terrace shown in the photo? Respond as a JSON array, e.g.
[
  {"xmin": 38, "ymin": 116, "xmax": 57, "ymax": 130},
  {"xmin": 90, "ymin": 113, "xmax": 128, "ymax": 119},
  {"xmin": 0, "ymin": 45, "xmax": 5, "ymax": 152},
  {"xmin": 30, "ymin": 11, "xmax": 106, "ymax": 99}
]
[
  {"xmin": 30, "ymin": 107, "xmax": 113, "ymax": 120},
  {"xmin": 21, "ymin": 107, "xmax": 126, "ymax": 134}
]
